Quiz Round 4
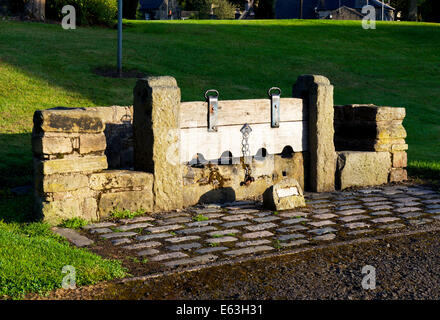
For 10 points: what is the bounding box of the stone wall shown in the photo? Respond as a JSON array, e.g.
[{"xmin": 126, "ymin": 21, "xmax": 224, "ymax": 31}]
[
  {"xmin": 32, "ymin": 106, "xmax": 151, "ymax": 225},
  {"xmin": 334, "ymin": 104, "xmax": 408, "ymax": 189}
]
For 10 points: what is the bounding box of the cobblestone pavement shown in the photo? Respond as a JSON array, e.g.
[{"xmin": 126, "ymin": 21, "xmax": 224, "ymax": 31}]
[{"xmin": 83, "ymin": 184, "xmax": 440, "ymax": 271}]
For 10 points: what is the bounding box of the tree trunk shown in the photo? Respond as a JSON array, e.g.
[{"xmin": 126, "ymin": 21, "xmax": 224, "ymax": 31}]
[
  {"xmin": 25, "ymin": 0, "xmax": 46, "ymax": 21},
  {"xmin": 408, "ymin": 0, "xmax": 417, "ymax": 21}
]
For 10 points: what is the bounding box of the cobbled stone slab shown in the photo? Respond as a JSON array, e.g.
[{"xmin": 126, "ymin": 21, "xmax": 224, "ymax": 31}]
[
  {"xmin": 186, "ymin": 219, "xmax": 222, "ymax": 227},
  {"xmin": 167, "ymin": 242, "xmax": 202, "ymax": 251},
  {"xmin": 279, "ymin": 212, "xmax": 308, "ymax": 218},
  {"xmin": 120, "ymin": 216, "xmax": 154, "ymax": 224},
  {"xmin": 221, "ymin": 221, "xmax": 251, "ymax": 228},
  {"xmin": 308, "ymin": 220, "xmax": 335, "ymax": 227},
  {"xmin": 123, "ymin": 241, "xmax": 161, "ymax": 250},
  {"xmin": 206, "ymin": 236, "xmax": 238, "ymax": 244},
  {"xmin": 308, "ymin": 227, "xmax": 337, "ymax": 235},
  {"xmin": 84, "ymin": 185, "xmax": 440, "ymax": 269},
  {"xmin": 207, "ymin": 229, "xmax": 240, "ymax": 237},
  {"xmin": 116, "ymin": 222, "xmax": 153, "ymax": 231},
  {"xmin": 83, "ymin": 222, "xmax": 116, "ymax": 229},
  {"xmin": 53, "ymin": 227, "xmax": 94, "ymax": 247},
  {"xmin": 101, "ymin": 232, "xmax": 137, "ymax": 239},
  {"xmin": 111, "ymin": 238, "xmax": 131, "ymax": 246},
  {"xmin": 280, "ymin": 239, "xmax": 309, "ymax": 247},
  {"xmin": 313, "ymin": 233, "xmax": 336, "ymax": 241},
  {"xmin": 165, "ymin": 236, "xmax": 200, "ymax": 243},
  {"xmin": 243, "ymin": 231, "xmax": 274, "ymax": 239},
  {"xmin": 253, "ymin": 216, "xmax": 281, "ymax": 223},
  {"xmin": 136, "ymin": 233, "xmax": 172, "ymax": 241},
  {"xmin": 195, "ymin": 247, "xmax": 228, "ymax": 254},
  {"xmin": 223, "ymin": 245, "xmax": 274, "ymax": 257},
  {"xmin": 371, "ymin": 217, "xmax": 401, "ymax": 224},
  {"xmin": 244, "ymin": 223, "xmax": 277, "ymax": 231},
  {"xmin": 164, "ymin": 254, "xmax": 218, "ymax": 268},
  {"xmin": 278, "ymin": 233, "xmax": 306, "ymax": 241},
  {"xmin": 145, "ymin": 224, "xmax": 183, "ymax": 234},
  {"xmin": 150, "ymin": 252, "xmax": 188, "ymax": 262},
  {"xmin": 137, "ymin": 249, "xmax": 160, "ymax": 256},
  {"xmin": 176, "ymin": 226, "xmax": 218, "ymax": 235},
  {"xmin": 89, "ymin": 228, "xmax": 112, "ymax": 234},
  {"xmin": 236, "ymin": 239, "xmax": 271, "ymax": 247},
  {"xmin": 337, "ymin": 209, "xmax": 366, "ymax": 216}
]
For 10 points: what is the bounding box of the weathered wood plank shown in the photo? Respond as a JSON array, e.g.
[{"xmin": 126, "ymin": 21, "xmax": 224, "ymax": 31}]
[
  {"xmin": 180, "ymin": 98, "xmax": 304, "ymax": 128},
  {"xmin": 180, "ymin": 121, "xmax": 307, "ymax": 163}
]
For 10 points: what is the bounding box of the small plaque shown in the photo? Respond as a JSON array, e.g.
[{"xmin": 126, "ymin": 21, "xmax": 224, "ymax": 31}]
[{"xmin": 276, "ymin": 187, "xmax": 299, "ymax": 198}]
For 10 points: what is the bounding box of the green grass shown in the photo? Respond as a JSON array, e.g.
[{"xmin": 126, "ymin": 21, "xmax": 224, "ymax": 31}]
[
  {"xmin": 109, "ymin": 208, "xmax": 146, "ymax": 220},
  {"xmin": 59, "ymin": 217, "xmax": 89, "ymax": 229},
  {"xmin": 0, "ymin": 221, "xmax": 127, "ymax": 299},
  {"xmin": 193, "ymin": 214, "xmax": 209, "ymax": 221}
]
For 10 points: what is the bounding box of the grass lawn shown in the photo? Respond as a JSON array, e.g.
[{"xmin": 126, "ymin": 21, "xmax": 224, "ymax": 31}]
[{"xmin": 0, "ymin": 19, "xmax": 439, "ymax": 297}]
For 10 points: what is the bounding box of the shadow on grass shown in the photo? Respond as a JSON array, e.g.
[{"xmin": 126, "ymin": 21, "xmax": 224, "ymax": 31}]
[
  {"xmin": 0, "ymin": 133, "xmax": 36, "ymax": 223},
  {"xmin": 408, "ymin": 160, "xmax": 440, "ymax": 187}
]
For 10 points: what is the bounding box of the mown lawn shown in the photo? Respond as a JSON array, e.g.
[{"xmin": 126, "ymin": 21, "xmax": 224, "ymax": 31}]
[{"xmin": 0, "ymin": 19, "xmax": 439, "ymax": 298}]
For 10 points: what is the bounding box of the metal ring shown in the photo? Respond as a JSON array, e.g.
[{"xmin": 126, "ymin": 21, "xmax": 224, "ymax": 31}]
[
  {"xmin": 268, "ymin": 87, "xmax": 282, "ymax": 97},
  {"xmin": 205, "ymin": 89, "xmax": 219, "ymax": 100}
]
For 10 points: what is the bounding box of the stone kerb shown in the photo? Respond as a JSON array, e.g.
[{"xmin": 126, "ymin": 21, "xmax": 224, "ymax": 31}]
[{"xmin": 292, "ymin": 75, "xmax": 336, "ymax": 193}]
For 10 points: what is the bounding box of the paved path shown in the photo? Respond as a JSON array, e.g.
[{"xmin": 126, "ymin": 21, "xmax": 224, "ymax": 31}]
[{"xmin": 83, "ymin": 184, "xmax": 440, "ymax": 271}]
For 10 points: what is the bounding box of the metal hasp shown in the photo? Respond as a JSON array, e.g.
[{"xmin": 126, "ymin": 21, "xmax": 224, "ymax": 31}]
[
  {"xmin": 205, "ymin": 89, "xmax": 219, "ymax": 132},
  {"xmin": 268, "ymin": 87, "xmax": 281, "ymax": 128}
]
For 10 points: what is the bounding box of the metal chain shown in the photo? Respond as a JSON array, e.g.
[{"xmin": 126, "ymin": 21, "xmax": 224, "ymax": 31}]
[{"xmin": 240, "ymin": 124, "xmax": 254, "ymax": 185}]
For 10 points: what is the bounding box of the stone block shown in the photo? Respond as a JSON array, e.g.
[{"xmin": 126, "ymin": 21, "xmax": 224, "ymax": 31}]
[
  {"xmin": 392, "ymin": 151, "xmax": 407, "ymax": 168},
  {"xmin": 33, "ymin": 108, "xmax": 104, "ymax": 134},
  {"xmin": 389, "ymin": 168, "xmax": 408, "ymax": 182},
  {"xmin": 133, "ymin": 76, "xmax": 183, "ymax": 211},
  {"xmin": 391, "ymin": 144, "xmax": 408, "ymax": 152},
  {"xmin": 32, "ymin": 134, "xmax": 73, "ymax": 156},
  {"xmin": 340, "ymin": 105, "xmax": 406, "ymax": 121},
  {"xmin": 263, "ymin": 178, "xmax": 306, "ymax": 211},
  {"xmin": 38, "ymin": 155, "xmax": 107, "ymax": 175},
  {"xmin": 336, "ymin": 151, "xmax": 391, "ymax": 190},
  {"xmin": 373, "ymin": 138, "xmax": 407, "ymax": 152},
  {"xmin": 40, "ymin": 196, "xmax": 99, "ymax": 225},
  {"xmin": 98, "ymin": 190, "xmax": 154, "ymax": 218},
  {"xmin": 293, "ymin": 74, "xmax": 335, "ymax": 192},
  {"xmin": 40, "ymin": 173, "xmax": 89, "ymax": 193},
  {"xmin": 89, "ymin": 170, "xmax": 153, "ymax": 191},
  {"xmin": 79, "ymin": 133, "xmax": 106, "ymax": 154},
  {"xmin": 376, "ymin": 121, "xmax": 407, "ymax": 139}
]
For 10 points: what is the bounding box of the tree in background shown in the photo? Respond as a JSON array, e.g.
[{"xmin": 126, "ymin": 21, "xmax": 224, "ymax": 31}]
[
  {"xmin": 123, "ymin": 0, "xmax": 139, "ymax": 19},
  {"xmin": 255, "ymin": 0, "xmax": 274, "ymax": 18},
  {"xmin": 408, "ymin": 0, "xmax": 417, "ymax": 20}
]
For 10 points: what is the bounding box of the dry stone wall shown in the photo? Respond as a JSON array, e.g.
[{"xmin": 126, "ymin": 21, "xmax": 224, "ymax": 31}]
[
  {"xmin": 32, "ymin": 106, "xmax": 152, "ymax": 225},
  {"xmin": 334, "ymin": 104, "xmax": 408, "ymax": 189}
]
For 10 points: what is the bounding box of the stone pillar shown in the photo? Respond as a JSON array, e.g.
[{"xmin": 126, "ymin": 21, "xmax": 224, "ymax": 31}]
[
  {"xmin": 293, "ymin": 75, "xmax": 336, "ymax": 192},
  {"xmin": 133, "ymin": 76, "xmax": 183, "ymax": 211}
]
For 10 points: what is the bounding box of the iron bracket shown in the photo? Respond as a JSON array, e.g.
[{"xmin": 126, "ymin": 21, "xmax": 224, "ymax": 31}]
[
  {"xmin": 205, "ymin": 89, "xmax": 219, "ymax": 132},
  {"xmin": 268, "ymin": 87, "xmax": 281, "ymax": 128}
]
